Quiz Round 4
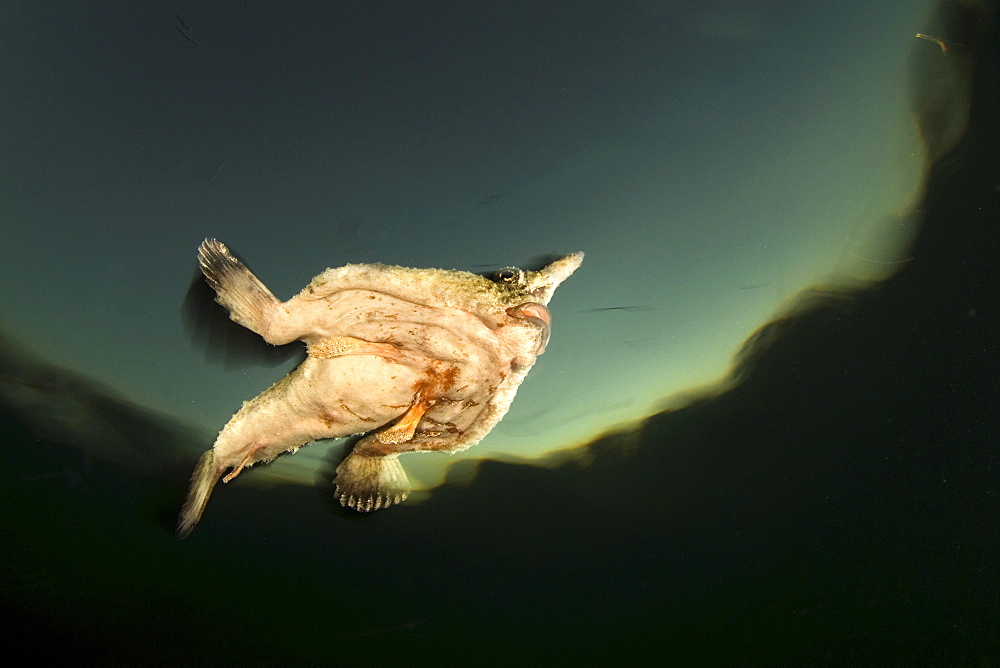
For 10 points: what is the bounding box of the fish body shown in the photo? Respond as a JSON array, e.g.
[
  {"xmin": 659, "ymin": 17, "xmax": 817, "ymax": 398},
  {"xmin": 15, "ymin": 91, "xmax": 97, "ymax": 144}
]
[{"xmin": 177, "ymin": 239, "xmax": 582, "ymax": 536}]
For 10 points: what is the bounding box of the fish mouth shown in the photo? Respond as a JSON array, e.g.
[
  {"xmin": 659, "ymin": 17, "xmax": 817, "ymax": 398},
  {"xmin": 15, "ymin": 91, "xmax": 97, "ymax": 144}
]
[{"xmin": 507, "ymin": 302, "xmax": 552, "ymax": 354}]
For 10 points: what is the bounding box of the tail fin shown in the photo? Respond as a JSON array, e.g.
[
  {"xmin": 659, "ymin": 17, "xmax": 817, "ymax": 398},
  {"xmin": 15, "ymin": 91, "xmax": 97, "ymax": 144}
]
[{"xmin": 176, "ymin": 450, "xmax": 223, "ymax": 538}]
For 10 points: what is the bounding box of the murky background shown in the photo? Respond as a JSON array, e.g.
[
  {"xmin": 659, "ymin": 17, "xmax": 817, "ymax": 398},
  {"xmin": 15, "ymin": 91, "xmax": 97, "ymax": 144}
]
[
  {"xmin": 3, "ymin": 1, "xmax": 928, "ymax": 487},
  {"xmin": 1, "ymin": 0, "xmax": 995, "ymax": 663}
]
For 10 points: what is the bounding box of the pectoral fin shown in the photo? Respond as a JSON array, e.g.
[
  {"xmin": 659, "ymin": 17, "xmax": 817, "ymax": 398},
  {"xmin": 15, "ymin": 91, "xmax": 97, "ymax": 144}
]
[
  {"xmin": 334, "ymin": 453, "xmax": 410, "ymax": 512},
  {"xmin": 307, "ymin": 336, "xmax": 402, "ymax": 362},
  {"xmin": 373, "ymin": 398, "xmax": 432, "ymax": 445}
]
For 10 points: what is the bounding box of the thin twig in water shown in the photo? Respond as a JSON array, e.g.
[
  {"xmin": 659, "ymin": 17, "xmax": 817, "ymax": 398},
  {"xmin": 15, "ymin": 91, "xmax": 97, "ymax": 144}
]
[{"xmin": 175, "ymin": 15, "xmax": 202, "ymax": 47}]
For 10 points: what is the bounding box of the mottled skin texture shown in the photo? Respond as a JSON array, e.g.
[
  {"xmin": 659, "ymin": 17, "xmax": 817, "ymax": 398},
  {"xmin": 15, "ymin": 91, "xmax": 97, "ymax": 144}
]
[{"xmin": 177, "ymin": 239, "xmax": 582, "ymax": 537}]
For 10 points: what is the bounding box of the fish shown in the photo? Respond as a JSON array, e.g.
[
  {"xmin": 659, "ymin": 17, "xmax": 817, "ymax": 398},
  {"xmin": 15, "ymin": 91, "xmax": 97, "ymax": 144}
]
[{"xmin": 177, "ymin": 239, "xmax": 582, "ymax": 536}]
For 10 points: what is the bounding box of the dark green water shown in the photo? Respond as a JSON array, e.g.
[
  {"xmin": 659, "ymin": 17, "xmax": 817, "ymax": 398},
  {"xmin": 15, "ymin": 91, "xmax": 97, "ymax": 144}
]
[{"xmin": 1, "ymin": 1, "xmax": 997, "ymax": 664}]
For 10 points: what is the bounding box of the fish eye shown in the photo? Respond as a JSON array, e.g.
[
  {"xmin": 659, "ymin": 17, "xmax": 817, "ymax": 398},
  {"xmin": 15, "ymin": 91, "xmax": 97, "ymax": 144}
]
[{"xmin": 494, "ymin": 267, "xmax": 524, "ymax": 285}]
